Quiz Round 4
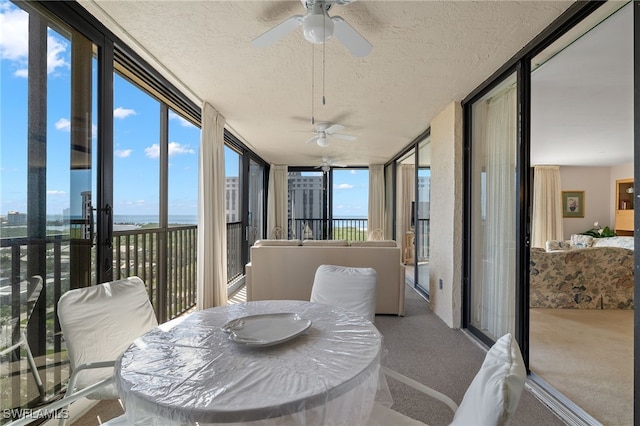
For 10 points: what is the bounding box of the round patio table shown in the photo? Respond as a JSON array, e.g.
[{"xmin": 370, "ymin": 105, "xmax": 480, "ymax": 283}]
[{"xmin": 115, "ymin": 300, "xmax": 387, "ymax": 425}]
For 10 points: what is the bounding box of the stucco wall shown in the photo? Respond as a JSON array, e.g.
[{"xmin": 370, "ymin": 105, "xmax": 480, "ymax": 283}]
[{"xmin": 429, "ymin": 102, "xmax": 463, "ymax": 328}]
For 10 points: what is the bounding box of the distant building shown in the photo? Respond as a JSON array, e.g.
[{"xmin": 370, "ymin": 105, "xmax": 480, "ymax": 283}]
[
  {"xmin": 226, "ymin": 177, "xmax": 240, "ymax": 222},
  {"xmin": 7, "ymin": 211, "xmax": 27, "ymax": 225},
  {"xmin": 287, "ymin": 172, "xmax": 323, "ymax": 221}
]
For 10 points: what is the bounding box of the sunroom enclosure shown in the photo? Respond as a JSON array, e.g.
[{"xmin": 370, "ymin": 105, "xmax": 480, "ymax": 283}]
[{"xmin": 1, "ymin": 1, "xmax": 638, "ymax": 424}]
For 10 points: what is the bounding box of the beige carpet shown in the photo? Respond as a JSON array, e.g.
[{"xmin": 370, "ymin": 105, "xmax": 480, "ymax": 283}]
[{"xmin": 530, "ymin": 308, "xmax": 633, "ymax": 426}]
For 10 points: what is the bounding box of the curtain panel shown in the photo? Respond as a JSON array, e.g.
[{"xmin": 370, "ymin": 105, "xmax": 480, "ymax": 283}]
[
  {"xmin": 531, "ymin": 165, "xmax": 563, "ymax": 248},
  {"xmin": 481, "ymin": 87, "xmax": 516, "ymax": 337},
  {"xmin": 368, "ymin": 165, "xmax": 385, "ymax": 240},
  {"xmin": 197, "ymin": 102, "xmax": 228, "ymax": 309},
  {"xmin": 267, "ymin": 164, "xmax": 288, "ymax": 239},
  {"xmin": 396, "ymin": 164, "xmax": 415, "ymax": 243}
]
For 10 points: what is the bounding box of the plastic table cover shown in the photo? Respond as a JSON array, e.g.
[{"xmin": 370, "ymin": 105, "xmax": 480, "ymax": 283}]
[{"xmin": 115, "ymin": 300, "xmax": 389, "ymax": 425}]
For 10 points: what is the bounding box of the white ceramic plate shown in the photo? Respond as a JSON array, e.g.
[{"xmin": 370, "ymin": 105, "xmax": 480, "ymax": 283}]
[{"xmin": 222, "ymin": 313, "xmax": 312, "ymax": 347}]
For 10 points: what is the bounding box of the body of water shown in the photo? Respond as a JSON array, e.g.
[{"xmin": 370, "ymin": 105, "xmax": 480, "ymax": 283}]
[{"xmin": 112, "ymin": 215, "xmax": 198, "ymax": 225}]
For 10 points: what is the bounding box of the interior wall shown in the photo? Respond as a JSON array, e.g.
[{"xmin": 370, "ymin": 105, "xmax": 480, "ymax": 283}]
[
  {"xmin": 429, "ymin": 101, "xmax": 463, "ymax": 328},
  {"xmin": 559, "ymin": 166, "xmax": 611, "ymax": 239}
]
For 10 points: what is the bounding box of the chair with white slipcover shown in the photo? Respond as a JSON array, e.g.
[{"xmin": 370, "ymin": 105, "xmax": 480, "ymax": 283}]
[
  {"xmin": 367, "ymin": 333, "xmax": 527, "ymax": 426},
  {"xmin": 6, "ymin": 276, "xmax": 158, "ymax": 426},
  {"xmin": 310, "ymin": 264, "xmax": 377, "ymax": 323},
  {"xmin": 0, "ymin": 275, "xmax": 46, "ymax": 403}
]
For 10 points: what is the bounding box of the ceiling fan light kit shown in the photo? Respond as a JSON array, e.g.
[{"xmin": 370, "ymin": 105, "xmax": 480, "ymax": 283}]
[
  {"xmin": 252, "ymin": 0, "xmax": 372, "ymax": 57},
  {"xmin": 303, "ymin": 4, "xmax": 334, "ymax": 44}
]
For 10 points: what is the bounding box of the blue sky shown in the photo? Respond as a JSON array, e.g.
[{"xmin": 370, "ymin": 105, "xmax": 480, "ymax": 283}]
[{"xmin": 0, "ymin": 0, "xmax": 368, "ymax": 219}]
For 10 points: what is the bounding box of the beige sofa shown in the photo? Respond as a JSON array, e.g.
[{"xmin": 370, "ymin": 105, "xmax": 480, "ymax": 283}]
[
  {"xmin": 245, "ymin": 240, "xmax": 405, "ymax": 316},
  {"xmin": 529, "ymin": 246, "xmax": 634, "ymax": 309}
]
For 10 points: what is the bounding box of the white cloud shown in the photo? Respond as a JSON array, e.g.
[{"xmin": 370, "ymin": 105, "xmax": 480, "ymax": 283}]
[
  {"xmin": 55, "ymin": 118, "xmax": 70, "ymax": 131},
  {"xmin": 145, "ymin": 142, "xmax": 195, "ymax": 159},
  {"xmin": 47, "ymin": 34, "xmax": 69, "ymax": 75},
  {"xmin": 47, "ymin": 190, "xmax": 66, "ymax": 195},
  {"xmin": 334, "ymin": 183, "xmax": 354, "ymax": 190},
  {"xmin": 0, "ymin": 4, "xmax": 28, "ymax": 61},
  {"xmin": 350, "ymin": 170, "xmax": 357, "ymax": 175},
  {"xmin": 115, "ymin": 149, "xmax": 132, "ymax": 158},
  {"xmin": 168, "ymin": 141, "xmax": 195, "ymax": 156},
  {"xmin": 1, "ymin": 4, "xmax": 69, "ymax": 78},
  {"xmin": 169, "ymin": 111, "xmax": 196, "ymax": 128},
  {"xmin": 114, "ymin": 107, "xmax": 137, "ymax": 119},
  {"xmin": 145, "ymin": 144, "xmax": 160, "ymax": 159}
]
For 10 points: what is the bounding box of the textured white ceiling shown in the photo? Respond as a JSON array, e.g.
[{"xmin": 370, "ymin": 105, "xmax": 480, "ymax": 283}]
[{"xmin": 79, "ymin": 0, "xmax": 583, "ymax": 167}]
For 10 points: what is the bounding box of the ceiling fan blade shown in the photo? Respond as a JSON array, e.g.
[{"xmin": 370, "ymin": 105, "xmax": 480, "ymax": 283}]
[
  {"xmin": 330, "ymin": 133, "xmax": 357, "ymax": 141},
  {"xmin": 332, "ymin": 16, "xmax": 372, "ymax": 57},
  {"xmin": 252, "ymin": 15, "xmax": 304, "ymax": 48},
  {"xmin": 325, "ymin": 123, "xmax": 345, "ymax": 133},
  {"xmin": 331, "ymin": 162, "xmax": 347, "ymax": 167},
  {"xmin": 305, "ymin": 135, "xmax": 321, "ymax": 144}
]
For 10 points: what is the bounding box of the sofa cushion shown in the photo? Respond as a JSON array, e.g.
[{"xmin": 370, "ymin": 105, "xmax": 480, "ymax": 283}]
[
  {"xmin": 349, "ymin": 240, "xmax": 398, "ymax": 247},
  {"xmin": 254, "ymin": 239, "xmax": 301, "ymax": 246},
  {"xmin": 302, "ymin": 239, "xmax": 349, "ymax": 246}
]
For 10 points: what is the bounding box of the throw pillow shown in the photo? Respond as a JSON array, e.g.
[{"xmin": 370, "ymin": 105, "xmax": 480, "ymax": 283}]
[
  {"xmin": 545, "ymin": 240, "xmax": 572, "ymax": 252},
  {"xmin": 571, "ymin": 234, "xmax": 594, "ymax": 249},
  {"xmin": 451, "ymin": 333, "xmax": 526, "ymax": 426}
]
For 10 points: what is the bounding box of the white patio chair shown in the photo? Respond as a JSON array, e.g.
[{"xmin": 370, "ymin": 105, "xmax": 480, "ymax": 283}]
[
  {"xmin": 0, "ymin": 275, "xmax": 46, "ymax": 403},
  {"xmin": 310, "ymin": 264, "xmax": 377, "ymax": 322},
  {"xmin": 367, "ymin": 333, "xmax": 527, "ymax": 426},
  {"xmin": 6, "ymin": 276, "xmax": 158, "ymax": 426}
]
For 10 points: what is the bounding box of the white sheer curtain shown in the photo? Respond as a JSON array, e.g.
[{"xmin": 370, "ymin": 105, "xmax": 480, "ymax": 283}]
[
  {"xmin": 396, "ymin": 164, "xmax": 415, "ymax": 243},
  {"xmin": 531, "ymin": 165, "xmax": 564, "ymax": 248},
  {"xmin": 197, "ymin": 102, "xmax": 227, "ymax": 309},
  {"xmin": 481, "ymin": 87, "xmax": 516, "ymax": 337},
  {"xmin": 267, "ymin": 164, "xmax": 288, "ymax": 239},
  {"xmin": 368, "ymin": 165, "xmax": 384, "ymax": 240}
]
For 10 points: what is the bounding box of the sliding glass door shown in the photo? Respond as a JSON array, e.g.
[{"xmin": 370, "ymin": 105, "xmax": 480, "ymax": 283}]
[
  {"xmin": 0, "ymin": 2, "xmax": 98, "ymax": 406},
  {"xmin": 415, "ymin": 136, "xmax": 431, "ymax": 295},
  {"xmin": 468, "ymin": 73, "xmax": 518, "ymax": 341}
]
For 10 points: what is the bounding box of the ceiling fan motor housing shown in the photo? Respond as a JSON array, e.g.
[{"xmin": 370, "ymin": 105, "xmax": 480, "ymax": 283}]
[{"xmin": 303, "ymin": 2, "xmax": 334, "ymax": 43}]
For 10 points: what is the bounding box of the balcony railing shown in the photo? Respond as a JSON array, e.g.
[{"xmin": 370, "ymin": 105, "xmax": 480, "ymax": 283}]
[
  {"xmin": 1, "ymin": 222, "xmax": 245, "ymax": 414},
  {"xmin": 289, "ymin": 218, "xmax": 368, "ymax": 241}
]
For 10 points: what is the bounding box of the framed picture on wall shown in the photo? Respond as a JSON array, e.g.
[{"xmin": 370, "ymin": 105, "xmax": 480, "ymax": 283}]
[{"xmin": 562, "ymin": 191, "xmax": 585, "ymax": 218}]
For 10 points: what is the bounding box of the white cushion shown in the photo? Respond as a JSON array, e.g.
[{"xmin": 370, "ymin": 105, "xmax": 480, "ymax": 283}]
[
  {"xmin": 254, "ymin": 239, "xmax": 301, "ymax": 246},
  {"xmin": 350, "ymin": 240, "xmax": 398, "ymax": 247},
  {"xmin": 57, "ymin": 276, "xmax": 158, "ymax": 399},
  {"xmin": 302, "ymin": 239, "xmax": 349, "ymax": 246},
  {"xmin": 310, "ymin": 265, "xmax": 377, "ymax": 322},
  {"xmin": 451, "ymin": 333, "xmax": 526, "ymax": 426}
]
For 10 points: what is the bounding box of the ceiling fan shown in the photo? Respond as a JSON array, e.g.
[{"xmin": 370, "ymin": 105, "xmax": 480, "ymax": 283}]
[
  {"xmin": 315, "ymin": 156, "xmax": 346, "ymax": 172},
  {"xmin": 252, "ymin": 0, "xmax": 373, "ymax": 57},
  {"xmin": 305, "ymin": 122, "xmax": 356, "ymax": 147}
]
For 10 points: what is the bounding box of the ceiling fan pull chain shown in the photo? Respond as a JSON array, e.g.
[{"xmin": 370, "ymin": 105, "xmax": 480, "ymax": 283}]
[
  {"xmin": 311, "ymin": 43, "xmax": 315, "ymax": 125},
  {"xmin": 322, "ymin": 8, "xmax": 326, "ymax": 106}
]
